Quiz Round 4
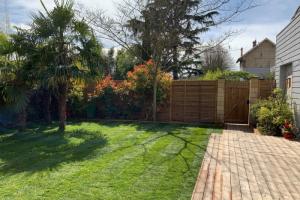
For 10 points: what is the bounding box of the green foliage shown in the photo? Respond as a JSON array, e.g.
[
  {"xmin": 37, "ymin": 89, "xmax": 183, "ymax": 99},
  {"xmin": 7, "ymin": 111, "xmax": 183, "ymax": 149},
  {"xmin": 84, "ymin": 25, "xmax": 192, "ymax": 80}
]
[
  {"xmin": 0, "ymin": 32, "xmax": 33, "ymax": 114},
  {"xmin": 200, "ymin": 69, "xmax": 256, "ymax": 80},
  {"xmin": 26, "ymin": 0, "xmax": 105, "ymax": 130},
  {"xmin": 249, "ymin": 99, "xmax": 269, "ymax": 126},
  {"xmin": 250, "ymin": 88, "xmax": 294, "ymax": 135},
  {"xmin": 114, "ymin": 48, "xmax": 140, "ymax": 80},
  {"xmin": 67, "ymin": 82, "xmax": 86, "ymax": 119}
]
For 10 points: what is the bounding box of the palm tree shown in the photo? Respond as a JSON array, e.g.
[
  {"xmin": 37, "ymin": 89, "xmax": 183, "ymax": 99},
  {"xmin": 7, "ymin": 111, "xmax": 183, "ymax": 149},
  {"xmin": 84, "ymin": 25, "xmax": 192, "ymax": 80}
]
[
  {"xmin": 31, "ymin": 0, "xmax": 103, "ymax": 131},
  {"xmin": 0, "ymin": 32, "xmax": 35, "ymax": 130}
]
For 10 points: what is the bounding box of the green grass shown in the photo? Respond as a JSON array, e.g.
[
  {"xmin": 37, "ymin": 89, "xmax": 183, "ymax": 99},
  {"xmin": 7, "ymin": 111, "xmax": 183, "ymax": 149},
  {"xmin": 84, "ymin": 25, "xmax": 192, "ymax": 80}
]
[{"xmin": 0, "ymin": 121, "xmax": 221, "ymax": 200}]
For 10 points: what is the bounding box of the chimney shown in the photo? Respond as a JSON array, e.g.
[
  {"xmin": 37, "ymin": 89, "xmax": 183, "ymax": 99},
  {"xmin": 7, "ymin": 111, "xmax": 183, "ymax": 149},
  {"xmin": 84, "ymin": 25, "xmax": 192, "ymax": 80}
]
[
  {"xmin": 241, "ymin": 48, "xmax": 243, "ymax": 57},
  {"xmin": 253, "ymin": 40, "xmax": 257, "ymax": 47}
]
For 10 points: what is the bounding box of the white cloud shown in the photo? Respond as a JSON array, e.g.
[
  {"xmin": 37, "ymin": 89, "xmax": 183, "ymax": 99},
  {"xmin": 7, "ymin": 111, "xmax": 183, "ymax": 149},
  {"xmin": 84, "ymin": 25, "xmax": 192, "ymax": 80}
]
[
  {"xmin": 6, "ymin": 0, "xmax": 297, "ymax": 69},
  {"xmin": 11, "ymin": 0, "xmax": 118, "ymax": 14}
]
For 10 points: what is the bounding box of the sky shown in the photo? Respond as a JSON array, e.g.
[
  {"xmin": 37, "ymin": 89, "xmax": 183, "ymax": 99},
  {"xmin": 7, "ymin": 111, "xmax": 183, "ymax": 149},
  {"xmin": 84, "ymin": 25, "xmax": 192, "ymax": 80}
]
[{"xmin": 1, "ymin": 0, "xmax": 300, "ymax": 67}]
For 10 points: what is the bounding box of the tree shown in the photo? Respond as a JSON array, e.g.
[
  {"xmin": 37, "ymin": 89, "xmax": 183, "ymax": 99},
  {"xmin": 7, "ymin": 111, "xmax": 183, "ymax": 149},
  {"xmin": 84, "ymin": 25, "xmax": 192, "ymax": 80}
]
[
  {"xmin": 202, "ymin": 44, "xmax": 233, "ymax": 72},
  {"xmin": 31, "ymin": 0, "xmax": 103, "ymax": 131},
  {"xmin": 114, "ymin": 47, "xmax": 140, "ymax": 80},
  {"xmin": 104, "ymin": 47, "xmax": 115, "ymax": 76},
  {"xmin": 88, "ymin": 0, "xmax": 256, "ymax": 121},
  {"xmin": 0, "ymin": 31, "xmax": 37, "ymax": 130}
]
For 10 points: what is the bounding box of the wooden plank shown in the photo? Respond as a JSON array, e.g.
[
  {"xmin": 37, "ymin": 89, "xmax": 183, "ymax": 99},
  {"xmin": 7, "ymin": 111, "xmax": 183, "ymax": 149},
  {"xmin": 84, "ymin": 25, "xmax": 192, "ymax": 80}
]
[
  {"xmin": 225, "ymin": 80, "xmax": 249, "ymax": 123},
  {"xmin": 169, "ymin": 82, "xmax": 173, "ymax": 121},
  {"xmin": 168, "ymin": 80, "xmax": 218, "ymax": 123}
]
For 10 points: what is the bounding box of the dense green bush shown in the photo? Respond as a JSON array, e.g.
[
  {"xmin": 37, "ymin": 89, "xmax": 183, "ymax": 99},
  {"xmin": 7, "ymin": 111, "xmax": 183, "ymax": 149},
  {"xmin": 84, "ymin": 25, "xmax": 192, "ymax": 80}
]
[
  {"xmin": 67, "ymin": 83, "xmax": 86, "ymax": 119},
  {"xmin": 249, "ymin": 99, "xmax": 269, "ymax": 126},
  {"xmin": 250, "ymin": 88, "xmax": 294, "ymax": 135},
  {"xmin": 200, "ymin": 69, "xmax": 256, "ymax": 80}
]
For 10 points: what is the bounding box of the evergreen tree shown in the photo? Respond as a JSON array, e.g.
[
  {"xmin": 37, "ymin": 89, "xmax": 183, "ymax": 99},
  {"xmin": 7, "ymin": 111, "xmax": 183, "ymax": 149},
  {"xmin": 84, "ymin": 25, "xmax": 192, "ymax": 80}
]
[{"xmin": 127, "ymin": 0, "xmax": 218, "ymax": 79}]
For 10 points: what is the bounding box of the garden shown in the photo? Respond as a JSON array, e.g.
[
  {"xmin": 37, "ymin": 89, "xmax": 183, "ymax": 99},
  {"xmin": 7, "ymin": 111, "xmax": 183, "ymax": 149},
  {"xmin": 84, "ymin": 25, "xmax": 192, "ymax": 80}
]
[
  {"xmin": 1, "ymin": 0, "xmax": 297, "ymax": 199},
  {"xmin": 0, "ymin": 122, "xmax": 221, "ymax": 199},
  {"xmin": 250, "ymin": 88, "xmax": 298, "ymax": 139}
]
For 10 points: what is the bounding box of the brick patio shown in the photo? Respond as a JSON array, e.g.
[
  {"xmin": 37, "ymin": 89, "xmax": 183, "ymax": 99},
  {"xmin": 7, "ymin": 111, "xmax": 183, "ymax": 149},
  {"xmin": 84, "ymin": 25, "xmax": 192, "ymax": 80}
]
[{"xmin": 192, "ymin": 126, "xmax": 300, "ymax": 200}]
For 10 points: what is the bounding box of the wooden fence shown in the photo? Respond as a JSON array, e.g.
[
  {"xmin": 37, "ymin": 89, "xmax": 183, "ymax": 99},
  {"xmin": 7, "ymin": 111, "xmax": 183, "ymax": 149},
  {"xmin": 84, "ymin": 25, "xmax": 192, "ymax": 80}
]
[
  {"xmin": 157, "ymin": 79, "xmax": 276, "ymax": 124},
  {"xmin": 258, "ymin": 80, "xmax": 276, "ymax": 99}
]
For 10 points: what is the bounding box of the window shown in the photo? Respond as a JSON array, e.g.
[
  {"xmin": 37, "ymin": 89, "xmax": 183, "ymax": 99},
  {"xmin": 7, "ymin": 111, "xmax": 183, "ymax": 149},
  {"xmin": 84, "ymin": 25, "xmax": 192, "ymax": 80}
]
[{"xmin": 286, "ymin": 77, "xmax": 292, "ymax": 89}]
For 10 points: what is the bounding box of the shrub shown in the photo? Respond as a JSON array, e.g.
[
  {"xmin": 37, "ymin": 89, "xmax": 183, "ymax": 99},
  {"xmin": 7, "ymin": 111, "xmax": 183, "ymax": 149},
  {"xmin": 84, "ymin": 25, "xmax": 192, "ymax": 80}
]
[
  {"xmin": 200, "ymin": 69, "xmax": 256, "ymax": 80},
  {"xmin": 249, "ymin": 99, "xmax": 269, "ymax": 126},
  {"xmin": 89, "ymin": 60, "xmax": 172, "ymax": 119},
  {"xmin": 67, "ymin": 82, "xmax": 86, "ymax": 119},
  {"xmin": 125, "ymin": 60, "xmax": 171, "ymax": 105},
  {"xmin": 250, "ymin": 88, "xmax": 294, "ymax": 135}
]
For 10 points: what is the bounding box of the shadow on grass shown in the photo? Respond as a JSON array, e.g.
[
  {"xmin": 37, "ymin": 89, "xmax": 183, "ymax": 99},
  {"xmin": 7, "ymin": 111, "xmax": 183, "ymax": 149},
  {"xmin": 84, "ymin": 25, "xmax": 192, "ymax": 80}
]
[
  {"xmin": 0, "ymin": 121, "xmax": 221, "ymax": 175},
  {"xmin": 93, "ymin": 121, "xmax": 221, "ymax": 174},
  {"xmin": 0, "ymin": 125, "xmax": 107, "ymax": 174}
]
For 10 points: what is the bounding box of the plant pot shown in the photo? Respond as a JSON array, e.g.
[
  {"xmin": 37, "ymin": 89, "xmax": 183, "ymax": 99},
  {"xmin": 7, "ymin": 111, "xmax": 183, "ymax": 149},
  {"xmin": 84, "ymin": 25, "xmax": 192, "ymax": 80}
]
[{"xmin": 283, "ymin": 131, "xmax": 295, "ymax": 140}]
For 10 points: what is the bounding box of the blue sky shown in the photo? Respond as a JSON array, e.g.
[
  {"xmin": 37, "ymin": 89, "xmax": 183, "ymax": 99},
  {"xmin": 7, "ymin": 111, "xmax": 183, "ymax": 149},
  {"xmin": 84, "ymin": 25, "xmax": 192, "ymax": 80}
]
[{"xmin": 1, "ymin": 0, "xmax": 299, "ymax": 66}]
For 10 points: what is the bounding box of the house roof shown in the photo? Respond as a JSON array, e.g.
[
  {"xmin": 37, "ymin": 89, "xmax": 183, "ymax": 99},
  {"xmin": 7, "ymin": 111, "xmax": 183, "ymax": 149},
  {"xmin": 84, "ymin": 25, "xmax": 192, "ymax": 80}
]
[
  {"xmin": 277, "ymin": 6, "xmax": 300, "ymax": 37},
  {"xmin": 292, "ymin": 6, "xmax": 300, "ymax": 20},
  {"xmin": 236, "ymin": 38, "xmax": 276, "ymax": 63}
]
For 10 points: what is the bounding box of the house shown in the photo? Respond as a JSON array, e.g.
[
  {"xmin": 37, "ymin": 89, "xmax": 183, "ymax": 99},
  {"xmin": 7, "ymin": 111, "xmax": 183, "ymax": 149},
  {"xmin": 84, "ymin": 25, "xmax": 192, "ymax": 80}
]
[
  {"xmin": 237, "ymin": 38, "xmax": 276, "ymax": 78},
  {"xmin": 275, "ymin": 6, "xmax": 300, "ymax": 125}
]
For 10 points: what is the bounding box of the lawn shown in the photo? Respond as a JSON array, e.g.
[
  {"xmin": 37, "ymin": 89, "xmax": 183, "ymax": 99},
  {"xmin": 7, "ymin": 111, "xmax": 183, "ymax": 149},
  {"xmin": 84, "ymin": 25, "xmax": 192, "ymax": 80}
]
[{"xmin": 0, "ymin": 121, "xmax": 221, "ymax": 200}]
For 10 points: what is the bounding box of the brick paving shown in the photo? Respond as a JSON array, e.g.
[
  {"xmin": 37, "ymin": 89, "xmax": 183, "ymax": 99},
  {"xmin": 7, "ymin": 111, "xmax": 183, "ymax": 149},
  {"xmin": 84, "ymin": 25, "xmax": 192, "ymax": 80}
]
[{"xmin": 192, "ymin": 126, "xmax": 300, "ymax": 200}]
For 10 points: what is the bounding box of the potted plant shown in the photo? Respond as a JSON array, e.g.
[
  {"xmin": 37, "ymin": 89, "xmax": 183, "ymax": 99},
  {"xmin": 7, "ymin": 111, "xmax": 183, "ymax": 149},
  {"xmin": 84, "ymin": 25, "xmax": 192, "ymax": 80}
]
[{"xmin": 282, "ymin": 120, "xmax": 297, "ymax": 140}]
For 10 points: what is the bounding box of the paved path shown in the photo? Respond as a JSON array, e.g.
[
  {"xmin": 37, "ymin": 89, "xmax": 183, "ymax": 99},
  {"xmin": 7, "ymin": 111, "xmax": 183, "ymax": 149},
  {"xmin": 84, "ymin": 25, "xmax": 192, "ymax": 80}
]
[{"xmin": 192, "ymin": 126, "xmax": 300, "ymax": 200}]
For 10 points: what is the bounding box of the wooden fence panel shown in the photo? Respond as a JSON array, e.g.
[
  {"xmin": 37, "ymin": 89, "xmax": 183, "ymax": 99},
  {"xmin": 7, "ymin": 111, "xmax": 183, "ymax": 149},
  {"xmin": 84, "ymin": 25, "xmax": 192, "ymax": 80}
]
[
  {"xmin": 157, "ymin": 79, "xmax": 275, "ymax": 124},
  {"xmin": 170, "ymin": 80, "xmax": 217, "ymax": 123},
  {"xmin": 259, "ymin": 80, "xmax": 276, "ymax": 99}
]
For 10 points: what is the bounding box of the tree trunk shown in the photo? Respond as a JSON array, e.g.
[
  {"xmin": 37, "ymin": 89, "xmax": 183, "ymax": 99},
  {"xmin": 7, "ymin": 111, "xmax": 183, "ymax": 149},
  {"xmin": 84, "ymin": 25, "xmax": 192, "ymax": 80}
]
[
  {"xmin": 172, "ymin": 46, "xmax": 179, "ymax": 80},
  {"xmin": 152, "ymin": 63, "xmax": 158, "ymax": 122},
  {"xmin": 43, "ymin": 89, "xmax": 51, "ymax": 124},
  {"xmin": 172, "ymin": 69, "xmax": 179, "ymax": 80},
  {"xmin": 18, "ymin": 107, "xmax": 27, "ymax": 131},
  {"xmin": 58, "ymin": 84, "xmax": 67, "ymax": 132}
]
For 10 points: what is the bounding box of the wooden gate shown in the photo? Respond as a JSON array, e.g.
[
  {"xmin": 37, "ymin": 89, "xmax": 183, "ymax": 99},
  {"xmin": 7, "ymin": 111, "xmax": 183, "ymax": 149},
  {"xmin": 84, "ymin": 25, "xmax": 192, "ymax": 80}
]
[{"xmin": 225, "ymin": 81, "xmax": 250, "ymax": 123}]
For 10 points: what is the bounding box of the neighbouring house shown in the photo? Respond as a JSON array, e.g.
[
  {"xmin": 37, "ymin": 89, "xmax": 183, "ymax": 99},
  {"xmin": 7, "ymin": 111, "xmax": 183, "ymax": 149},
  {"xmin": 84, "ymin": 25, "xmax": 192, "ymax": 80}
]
[
  {"xmin": 275, "ymin": 6, "xmax": 300, "ymax": 125},
  {"xmin": 237, "ymin": 38, "xmax": 276, "ymax": 78}
]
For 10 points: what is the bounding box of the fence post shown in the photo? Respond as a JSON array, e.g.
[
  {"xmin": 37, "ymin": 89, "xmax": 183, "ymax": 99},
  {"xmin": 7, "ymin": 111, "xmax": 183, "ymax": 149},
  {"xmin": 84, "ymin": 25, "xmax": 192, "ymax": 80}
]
[
  {"xmin": 216, "ymin": 79, "xmax": 225, "ymax": 124},
  {"xmin": 183, "ymin": 81, "xmax": 187, "ymax": 122},
  {"xmin": 249, "ymin": 78, "xmax": 260, "ymax": 124},
  {"xmin": 169, "ymin": 82, "xmax": 173, "ymax": 121}
]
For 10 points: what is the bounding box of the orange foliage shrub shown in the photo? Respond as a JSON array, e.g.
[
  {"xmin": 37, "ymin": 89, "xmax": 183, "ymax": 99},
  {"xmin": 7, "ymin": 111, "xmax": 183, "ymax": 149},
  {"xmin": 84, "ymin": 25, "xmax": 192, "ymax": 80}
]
[{"xmin": 89, "ymin": 60, "xmax": 172, "ymax": 119}]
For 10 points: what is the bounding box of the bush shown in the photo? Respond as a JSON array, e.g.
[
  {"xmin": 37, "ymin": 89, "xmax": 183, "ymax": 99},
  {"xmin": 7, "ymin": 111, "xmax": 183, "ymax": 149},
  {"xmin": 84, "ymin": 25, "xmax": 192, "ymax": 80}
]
[
  {"xmin": 67, "ymin": 82, "xmax": 86, "ymax": 119},
  {"xmin": 88, "ymin": 60, "xmax": 172, "ymax": 120},
  {"xmin": 250, "ymin": 88, "xmax": 294, "ymax": 135},
  {"xmin": 200, "ymin": 69, "xmax": 256, "ymax": 80},
  {"xmin": 249, "ymin": 99, "xmax": 269, "ymax": 126}
]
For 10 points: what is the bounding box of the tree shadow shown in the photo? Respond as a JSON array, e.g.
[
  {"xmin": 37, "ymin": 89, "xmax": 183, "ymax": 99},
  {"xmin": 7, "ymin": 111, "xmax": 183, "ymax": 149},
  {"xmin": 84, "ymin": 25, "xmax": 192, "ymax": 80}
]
[
  {"xmin": 93, "ymin": 121, "xmax": 220, "ymax": 175},
  {"xmin": 0, "ymin": 126, "xmax": 107, "ymax": 174},
  {"xmin": 86, "ymin": 120, "xmax": 221, "ymax": 134},
  {"xmin": 0, "ymin": 121, "xmax": 221, "ymax": 176}
]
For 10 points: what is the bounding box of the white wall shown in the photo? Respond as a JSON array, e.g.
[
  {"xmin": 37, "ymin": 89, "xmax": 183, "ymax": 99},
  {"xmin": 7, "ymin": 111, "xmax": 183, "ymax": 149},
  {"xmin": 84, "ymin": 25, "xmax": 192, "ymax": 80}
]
[{"xmin": 275, "ymin": 10, "xmax": 300, "ymax": 125}]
